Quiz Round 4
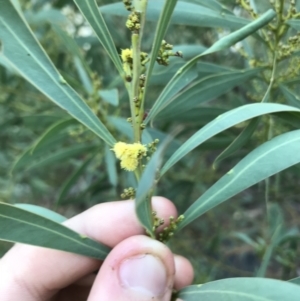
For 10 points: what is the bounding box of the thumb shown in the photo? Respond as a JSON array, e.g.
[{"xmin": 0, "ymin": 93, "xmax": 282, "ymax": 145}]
[{"xmin": 88, "ymin": 235, "xmax": 175, "ymax": 301}]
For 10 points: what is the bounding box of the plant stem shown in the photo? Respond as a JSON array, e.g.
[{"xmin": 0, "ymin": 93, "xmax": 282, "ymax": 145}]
[
  {"xmin": 265, "ymin": 114, "xmax": 274, "ymax": 225},
  {"xmin": 131, "ymin": 33, "xmax": 142, "ymax": 143},
  {"xmin": 130, "ymin": 0, "xmax": 148, "ymax": 144}
]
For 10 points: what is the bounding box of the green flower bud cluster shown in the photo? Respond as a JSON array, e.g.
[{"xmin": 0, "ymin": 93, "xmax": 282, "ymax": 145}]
[
  {"xmin": 278, "ymin": 33, "xmax": 300, "ymax": 60},
  {"xmin": 236, "ymin": 0, "xmax": 257, "ymax": 19},
  {"xmin": 158, "ymin": 215, "xmax": 184, "ymax": 243},
  {"xmin": 147, "ymin": 139, "xmax": 159, "ymax": 155},
  {"xmin": 120, "ymin": 187, "xmax": 136, "ymax": 199},
  {"xmin": 156, "ymin": 40, "xmax": 183, "ymax": 66},
  {"xmin": 151, "ymin": 211, "xmax": 165, "ymax": 233},
  {"xmin": 122, "ymin": 0, "xmax": 132, "ymax": 11},
  {"xmin": 126, "ymin": 11, "xmax": 141, "ymax": 32}
]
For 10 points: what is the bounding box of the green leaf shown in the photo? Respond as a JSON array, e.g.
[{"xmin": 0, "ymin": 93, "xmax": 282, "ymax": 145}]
[
  {"xmin": 256, "ymin": 204, "xmax": 285, "ymax": 278},
  {"xmin": 276, "ymin": 111, "xmax": 300, "ymax": 128},
  {"xmin": 202, "ymin": 9, "xmax": 275, "ymax": 55},
  {"xmin": 161, "ymin": 103, "xmax": 300, "ymax": 176},
  {"xmin": 144, "ymin": 65, "xmax": 198, "ymax": 124},
  {"xmin": 11, "ymin": 132, "xmax": 68, "ymax": 173},
  {"xmin": 286, "ymin": 19, "xmax": 300, "ymax": 31},
  {"xmin": 73, "ymin": 0, "xmax": 123, "ymax": 76},
  {"xmin": 280, "ymin": 84, "xmax": 300, "ymax": 109},
  {"xmin": 197, "ymin": 61, "xmax": 234, "ymax": 77},
  {"xmin": 14, "ymin": 144, "xmax": 97, "ymax": 172},
  {"xmin": 135, "ymin": 140, "xmax": 171, "ymax": 236},
  {"xmin": 56, "ymin": 153, "xmax": 96, "ymax": 206},
  {"xmin": 158, "ymin": 107, "xmax": 227, "ymax": 124},
  {"xmin": 143, "ymin": 0, "xmax": 178, "ymax": 103},
  {"xmin": 99, "ymin": 89, "xmax": 119, "ymax": 107},
  {"xmin": 177, "ymin": 278, "xmax": 300, "ymax": 301},
  {"xmin": 74, "ymin": 56, "xmax": 93, "ymax": 94},
  {"xmin": 135, "ymin": 152, "xmax": 161, "ymax": 236},
  {"xmin": 25, "ymin": 8, "xmax": 68, "ymax": 25},
  {"xmin": 213, "ymin": 118, "xmax": 260, "ymax": 168},
  {"xmin": 289, "ymin": 277, "xmax": 300, "ymax": 286},
  {"xmin": 213, "ymin": 72, "xmax": 272, "ymax": 167},
  {"xmin": 0, "ymin": 0, "xmax": 116, "ymax": 146},
  {"xmin": 31, "ymin": 118, "xmax": 77, "ymax": 154},
  {"xmin": 156, "ymin": 68, "xmax": 260, "ymax": 119},
  {"xmin": 52, "ymin": 24, "xmax": 93, "ymax": 78},
  {"xmin": 29, "ymin": 145, "xmax": 98, "ymax": 171},
  {"xmin": 14, "ymin": 204, "xmax": 67, "ymax": 223},
  {"xmin": 146, "ymin": 9, "xmax": 275, "ymax": 123},
  {"xmin": 256, "ymin": 225, "xmax": 282, "ymax": 277},
  {"xmin": 177, "ymin": 129, "xmax": 300, "ymax": 231},
  {"xmin": 182, "ymin": 0, "xmax": 232, "ymax": 14},
  {"xmin": 100, "ymin": 1, "xmax": 249, "ymax": 30},
  {"xmin": 0, "ymin": 202, "xmax": 110, "ymax": 260},
  {"xmin": 105, "ymin": 145, "xmax": 118, "ymax": 187}
]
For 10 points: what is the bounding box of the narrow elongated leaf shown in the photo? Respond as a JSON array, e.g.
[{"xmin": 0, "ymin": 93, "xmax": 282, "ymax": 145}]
[
  {"xmin": 73, "ymin": 0, "xmax": 123, "ymax": 76},
  {"xmin": 280, "ymin": 84, "xmax": 300, "ymax": 108},
  {"xmin": 28, "ymin": 145, "xmax": 97, "ymax": 171},
  {"xmin": 25, "ymin": 8, "xmax": 68, "ymax": 25},
  {"xmin": 0, "ymin": 203, "xmax": 110, "ymax": 259},
  {"xmin": 100, "ymin": 1, "xmax": 249, "ymax": 29},
  {"xmin": 197, "ymin": 62, "xmax": 234, "ymax": 77},
  {"xmin": 0, "ymin": 0, "xmax": 116, "ymax": 146},
  {"xmin": 135, "ymin": 139, "xmax": 172, "ymax": 236},
  {"xmin": 14, "ymin": 204, "xmax": 67, "ymax": 223},
  {"xmin": 175, "ymin": 44, "xmax": 207, "ymax": 59},
  {"xmin": 213, "ymin": 73, "xmax": 272, "ymax": 166},
  {"xmin": 203, "ymin": 9, "xmax": 275, "ymax": 55},
  {"xmin": 256, "ymin": 225, "xmax": 282, "ymax": 277},
  {"xmin": 214, "ymin": 118, "xmax": 260, "ymax": 167},
  {"xmin": 156, "ymin": 68, "xmax": 260, "ymax": 118},
  {"xmin": 74, "ymin": 56, "xmax": 93, "ymax": 94},
  {"xmin": 286, "ymin": 19, "xmax": 300, "ymax": 31},
  {"xmin": 99, "ymin": 89, "xmax": 119, "ymax": 107},
  {"xmin": 158, "ymin": 107, "xmax": 226, "ymax": 123},
  {"xmin": 289, "ymin": 277, "xmax": 300, "ymax": 286},
  {"xmin": 14, "ymin": 144, "xmax": 97, "ymax": 172},
  {"xmin": 52, "ymin": 24, "xmax": 93, "ymax": 78},
  {"xmin": 105, "ymin": 145, "xmax": 118, "ymax": 187},
  {"xmin": 146, "ymin": 9, "xmax": 275, "ymax": 123},
  {"xmin": 11, "ymin": 132, "xmax": 68, "ymax": 173},
  {"xmin": 177, "ymin": 278, "xmax": 300, "ymax": 301},
  {"xmin": 161, "ymin": 103, "xmax": 300, "ymax": 176},
  {"xmin": 183, "ymin": 0, "xmax": 232, "ymax": 14},
  {"xmin": 56, "ymin": 154, "xmax": 96, "ymax": 206},
  {"xmin": 144, "ymin": 0, "xmax": 178, "ymax": 102},
  {"xmin": 31, "ymin": 118, "xmax": 77, "ymax": 153},
  {"xmin": 144, "ymin": 65, "xmax": 198, "ymax": 123},
  {"xmin": 177, "ymin": 129, "xmax": 300, "ymax": 231},
  {"xmin": 135, "ymin": 150, "xmax": 163, "ymax": 236}
]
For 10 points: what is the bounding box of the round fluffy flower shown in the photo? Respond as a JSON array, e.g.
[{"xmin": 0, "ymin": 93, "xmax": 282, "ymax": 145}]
[
  {"xmin": 121, "ymin": 48, "xmax": 133, "ymax": 63},
  {"xmin": 112, "ymin": 142, "xmax": 147, "ymax": 171}
]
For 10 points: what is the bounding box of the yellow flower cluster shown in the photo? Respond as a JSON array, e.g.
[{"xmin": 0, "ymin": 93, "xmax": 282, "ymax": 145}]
[
  {"xmin": 121, "ymin": 48, "xmax": 133, "ymax": 63},
  {"xmin": 112, "ymin": 142, "xmax": 147, "ymax": 171}
]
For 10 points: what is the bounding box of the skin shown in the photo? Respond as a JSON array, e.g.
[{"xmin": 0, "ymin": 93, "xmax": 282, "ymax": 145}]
[{"xmin": 0, "ymin": 197, "xmax": 194, "ymax": 301}]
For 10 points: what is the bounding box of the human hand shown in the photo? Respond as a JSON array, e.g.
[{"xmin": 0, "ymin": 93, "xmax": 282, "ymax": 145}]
[{"xmin": 0, "ymin": 197, "xmax": 194, "ymax": 301}]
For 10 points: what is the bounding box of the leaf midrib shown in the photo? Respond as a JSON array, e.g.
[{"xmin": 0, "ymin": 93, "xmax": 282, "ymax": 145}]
[
  {"xmin": 0, "ymin": 212, "xmax": 105, "ymax": 255},
  {"xmin": 163, "ymin": 104, "xmax": 299, "ymax": 173},
  {"xmin": 187, "ymin": 134, "xmax": 300, "ymax": 219}
]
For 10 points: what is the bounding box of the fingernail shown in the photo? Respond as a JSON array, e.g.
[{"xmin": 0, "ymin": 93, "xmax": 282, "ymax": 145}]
[{"xmin": 119, "ymin": 254, "xmax": 168, "ymax": 297}]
